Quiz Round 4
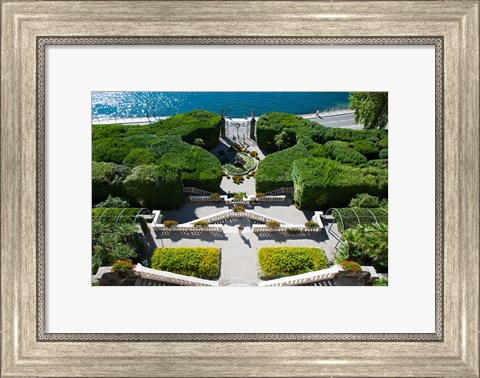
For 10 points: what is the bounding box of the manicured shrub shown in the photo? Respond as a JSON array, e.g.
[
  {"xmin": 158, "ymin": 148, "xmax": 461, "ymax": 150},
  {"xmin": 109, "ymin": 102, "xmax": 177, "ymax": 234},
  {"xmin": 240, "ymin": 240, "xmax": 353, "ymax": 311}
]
[
  {"xmin": 159, "ymin": 147, "xmax": 222, "ymax": 192},
  {"xmin": 92, "ymin": 124, "xmax": 127, "ymax": 141},
  {"xmin": 379, "ymin": 148, "xmax": 388, "ymax": 159},
  {"xmin": 123, "ymin": 148, "xmax": 157, "ymax": 168},
  {"xmin": 255, "ymin": 143, "xmax": 309, "ymax": 193},
  {"xmin": 92, "ymin": 207, "xmax": 142, "ymax": 220},
  {"xmin": 112, "ymin": 259, "xmax": 134, "ymax": 272},
  {"xmin": 377, "ymin": 137, "xmax": 388, "ymax": 149},
  {"xmin": 123, "ymin": 164, "xmax": 183, "ymax": 210},
  {"xmin": 210, "ymin": 193, "xmax": 220, "ymax": 200},
  {"xmin": 193, "ymin": 220, "xmax": 209, "ymax": 228},
  {"xmin": 349, "ymin": 193, "xmax": 382, "ymax": 208},
  {"xmin": 92, "ymin": 162, "xmax": 131, "ymax": 204},
  {"xmin": 322, "ymin": 127, "xmax": 387, "ymax": 144},
  {"xmin": 340, "ymin": 260, "xmax": 362, "ymax": 272},
  {"xmin": 92, "ymin": 137, "xmax": 131, "ymax": 164},
  {"xmin": 368, "ymin": 159, "xmax": 388, "ymax": 168},
  {"xmin": 258, "ymin": 247, "xmax": 328, "ymax": 279},
  {"xmin": 256, "ymin": 192, "xmax": 265, "ymax": 198},
  {"xmin": 352, "ymin": 140, "xmax": 379, "ymax": 160},
  {"xmin": 163, "ymin": 220, "xmax": 178, "ymax": 228},
  {"xmin": 292, "ymin": 158, "xmax": 388, "ymax": 210},
  {"xmin": 94, "ymin": 195, "xmax": 130, "ymax": 208},
  {"xmin": 320, "ymin": 141, "xmax": 368, "ymax": 165},
  {"xmin": 304, "ymin": 221, "xmax": 319, "ymax": 228},
  {"xmin": 256, "ymin": 112, "xmax": 312, "ymax": 149},
  {"xmin": 266, "ymin": 221, "xmax": 281, "ymax": 229},
  {"xmin": 332, "ymin": 207, "xmax": 388, "ymax": 231},
  {"xmin": 233, "ymin": 192, "xmax": 246, "ymax": 199},
  {"xmin": 156, "ymin": 110, "xmax": 221, "ymax": 150},
  {"xmin": 232, "ymin": 206, "xmax": 245, "ymax": 212},
  {"xmin": 151, "ymin": 247, "xmax": 220, "ymax": 280}
]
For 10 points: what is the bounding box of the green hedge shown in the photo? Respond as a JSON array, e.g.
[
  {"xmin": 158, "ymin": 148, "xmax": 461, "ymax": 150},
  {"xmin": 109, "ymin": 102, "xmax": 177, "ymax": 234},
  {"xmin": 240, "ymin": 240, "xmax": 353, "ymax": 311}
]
[
  {"xmin": 255, "ymin": 143, "xmax": 309, "ymax": 193},
  {"xmin": 151, "ymin": 247, "xmax": 220, "ymax": 280},
  {"xmin": 292, "ymin": 158, "xmax": 388, "ymax": 210},
  {"xmin": 332, "ymin": 207, "xmax": 388, "ymax": 231},
  {"xmin": 92, "ymin": 162, "xmax": 130, "ymax": 204},
  {"xmin": 123, "ymin": 148, "xmax": 157, "ymax": 167},
  {"xmin": 321, "ymin": 127, "xmax": 387, "ymax": 144},
  {"xmin": 258, "ymin": 247, "xmax": 328, "ymax": 279},
  {"xmin": 92, "ymin": 137, "xmax": 131, "ymax": 164},
  {"xmin": 311, "ymin": 141, "xmax": 368, "ymax": 165},
  {"xmin": 159, "ymin": 144, "xmax": 222, "ymax": 192},
  {"xmin": 92, "ymin": 208, "xmax": 143, "ymax": 224},
  {"xmin": 256, "ymin": 112, "xmax": 301, "ymax": 149},
  {"xmin": 152, "ymin": 110, "xmax": 221, "ymax": 150},
  {"xmin": 123, "ymin": 164, "xmax": 184, "ymax": 210},
  {"xmin": 352, "ymin": 140, "xmax": 379, "ymax": 160}
]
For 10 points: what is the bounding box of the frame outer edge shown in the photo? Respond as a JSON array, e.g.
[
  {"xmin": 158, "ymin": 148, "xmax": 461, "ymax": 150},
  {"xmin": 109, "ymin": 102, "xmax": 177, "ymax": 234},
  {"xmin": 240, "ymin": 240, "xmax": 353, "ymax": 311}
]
[{"xmin": 1, "ymin": 1, "xmax": 479, "ymax": 377}]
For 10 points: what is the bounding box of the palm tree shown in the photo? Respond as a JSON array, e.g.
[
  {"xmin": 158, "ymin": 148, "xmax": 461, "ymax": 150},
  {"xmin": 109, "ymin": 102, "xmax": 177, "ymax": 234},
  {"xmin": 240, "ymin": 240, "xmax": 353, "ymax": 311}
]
[{"xmin": 114, "ymin": 222, "xmax": 138, "ymax": 246}]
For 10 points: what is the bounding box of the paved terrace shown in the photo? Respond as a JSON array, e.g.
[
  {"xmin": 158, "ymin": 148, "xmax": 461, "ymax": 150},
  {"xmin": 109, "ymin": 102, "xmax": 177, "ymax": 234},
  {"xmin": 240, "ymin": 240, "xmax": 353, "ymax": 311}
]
[{"xmin": 151, "ymin": 202, "xmax": 340, "ymax": 286}]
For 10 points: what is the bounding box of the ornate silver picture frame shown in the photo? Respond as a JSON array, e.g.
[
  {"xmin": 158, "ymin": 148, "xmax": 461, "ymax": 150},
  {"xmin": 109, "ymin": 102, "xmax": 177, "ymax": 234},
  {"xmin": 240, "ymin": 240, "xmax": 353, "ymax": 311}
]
[{"xmin": 1, "ymin": 1, "xmax": 478, "ymax": 376}]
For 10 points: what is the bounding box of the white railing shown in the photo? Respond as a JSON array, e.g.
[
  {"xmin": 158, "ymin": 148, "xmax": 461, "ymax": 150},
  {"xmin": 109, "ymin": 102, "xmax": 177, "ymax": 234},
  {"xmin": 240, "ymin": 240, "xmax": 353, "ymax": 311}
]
[
  {"xmin": 154, "ymin": 224, "xmax": 223, "ymax": 233},
  {"xmin": 252, "ymin": 225, "xmax": 322, "ymax": 233},
  {"xmin": 135, "ymin": 264, "xmax": 218, "ymax": 286},
  {"xmin": 265, "ymin": 187, "xmax": 294, "ymax": 195},
  {"xmin": 259, "ymin": 266, "xmax": 339, "ymax": 287},
  {"xmin": 189, "ymin": 195, "xmax": 227, "ymax": 202},
  {"xmin": 183, "ymin": 186, "xmax": 212, "ymax": 195},
  {"xmin": 258, "ymin": 265, "xmax": 379, "ymax": 286},
  {"xmin": 249, "ymin": 195, "xmax": 286, "ymax": 202},
  {"xmin": 184, "ymin": 209, "xmax": 287, "ymax": 226}
]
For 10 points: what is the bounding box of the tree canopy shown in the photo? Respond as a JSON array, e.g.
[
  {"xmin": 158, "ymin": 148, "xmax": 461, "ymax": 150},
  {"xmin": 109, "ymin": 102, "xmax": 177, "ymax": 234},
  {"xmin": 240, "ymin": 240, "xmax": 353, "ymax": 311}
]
[{"xmin": 349, "ymin": 92, "xmax": 388, "ymax": 130}]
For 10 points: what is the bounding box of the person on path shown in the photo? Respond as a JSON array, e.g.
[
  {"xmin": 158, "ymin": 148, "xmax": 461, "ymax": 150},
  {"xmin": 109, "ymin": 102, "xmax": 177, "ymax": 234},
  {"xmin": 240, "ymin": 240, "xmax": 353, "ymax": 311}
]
[{"xmin": 238, "ymin": 224, "xmax": 244, "ymax": 235}]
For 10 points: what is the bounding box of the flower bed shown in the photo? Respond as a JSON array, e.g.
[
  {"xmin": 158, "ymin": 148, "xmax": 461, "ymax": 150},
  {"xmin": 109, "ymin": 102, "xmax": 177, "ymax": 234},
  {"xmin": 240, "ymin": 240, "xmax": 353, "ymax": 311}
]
[
  {"xmin": 163, "ymin": 220, "xmax": 178, "ymax": 228},
  {"xmin": 221, "ymin": 152, "xmax": 256, "ymax": 175}
]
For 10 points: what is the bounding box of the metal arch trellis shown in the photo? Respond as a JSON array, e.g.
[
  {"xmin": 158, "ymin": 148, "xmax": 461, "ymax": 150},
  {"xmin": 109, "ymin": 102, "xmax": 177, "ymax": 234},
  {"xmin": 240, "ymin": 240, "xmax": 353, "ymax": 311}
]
[
  {"xmin": 114, "ymin": 208, "xmax": 129, "ymax": 225},
  {"xmin": 326, "ymin": 208, "xmax": 345, "ymax": 232},
  {"xmin": 133, "ymin": 208, "xmax": 152, "ymax": 224},
  {"xmin": 349, "ymin": 208, "xmax": 362, "ymax": 226},
  {"xmin": 364, "ymin": 208, "xmax": 379, "ymax": 226}
]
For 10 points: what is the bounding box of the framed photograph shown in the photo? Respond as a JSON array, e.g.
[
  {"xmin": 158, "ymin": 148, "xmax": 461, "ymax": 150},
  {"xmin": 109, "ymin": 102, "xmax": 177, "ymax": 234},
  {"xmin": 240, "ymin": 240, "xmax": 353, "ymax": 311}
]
[{"xmin": 1, "ymin": 1, "xmax": 478, "ymax": 377}]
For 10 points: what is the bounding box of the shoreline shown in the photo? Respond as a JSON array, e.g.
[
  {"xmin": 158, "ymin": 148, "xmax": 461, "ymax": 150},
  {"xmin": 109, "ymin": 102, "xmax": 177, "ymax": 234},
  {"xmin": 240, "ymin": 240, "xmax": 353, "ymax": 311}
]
[{"xmin": 91, "ymin": 108, "xmax": 353, "ymax": 126}]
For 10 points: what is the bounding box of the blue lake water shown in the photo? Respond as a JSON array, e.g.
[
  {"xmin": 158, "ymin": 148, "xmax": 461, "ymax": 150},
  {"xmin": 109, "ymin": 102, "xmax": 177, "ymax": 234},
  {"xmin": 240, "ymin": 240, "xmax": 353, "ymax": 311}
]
[{"xmin": 92, "ymin": 92, "xmax": 350, "ymax": 120}]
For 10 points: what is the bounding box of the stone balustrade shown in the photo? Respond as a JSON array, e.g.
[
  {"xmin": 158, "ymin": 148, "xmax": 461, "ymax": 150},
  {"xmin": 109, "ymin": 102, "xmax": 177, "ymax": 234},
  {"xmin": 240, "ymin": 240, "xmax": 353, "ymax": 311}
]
[
  {"xmin": 265, "ymin": 187, "xmax": 294, "ymax": 195},
  {"xmin": 259, "ymin": 266, "xmax": 340, "ymax": 286},
  {"xmin": 183, "ymin": 186, "xmax": 212, "ymax": 195},
  {"xmin": 135, "ymin": 264, "xmax": 219, "ymax": 286},
  {"xmin": 153, "ymin": 224, "xmax": 223, "ymax": 233},
  {"xmin": 252, "ymin": 225, "xmax": 322, "ymax": 233}
]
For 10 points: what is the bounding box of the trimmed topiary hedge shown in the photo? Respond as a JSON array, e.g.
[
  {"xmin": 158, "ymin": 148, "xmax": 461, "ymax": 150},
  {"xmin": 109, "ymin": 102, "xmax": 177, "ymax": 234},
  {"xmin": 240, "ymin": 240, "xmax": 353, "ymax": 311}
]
[
  {"xmin": 154, "ymin": 110, "xmax": 221, "ymax": 150},
  {"xmin": 123, "ymin": 164, "xmax": 184, "ymax": 210},
  {"xmin": 292, "ymin": 158, "xmax": 388, "ymax": 210},
  {"xmin": 255, "ymin": 143, "xmax": 309, "ymax": 193},
  {"xmin": 123, "ymin": 148, "xmax": 157, "ymax": 168},
  {"xmin": 352, "ymin": 140, "xmax": 380, "ymax": 160},
  {"xmin": 151, "ymin": 247, "xmax": 220, "ymax": 280},
  {"xmin": 92, "ymin": 162, "xmax": 131, "ymax": 204},
  {"xmin": 258, "ymin": 247, "xmax": 328, "ymax": 279},
  {"xmin": 159, "ymin": 145, "xmax": 222, "ymax": 192}
]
